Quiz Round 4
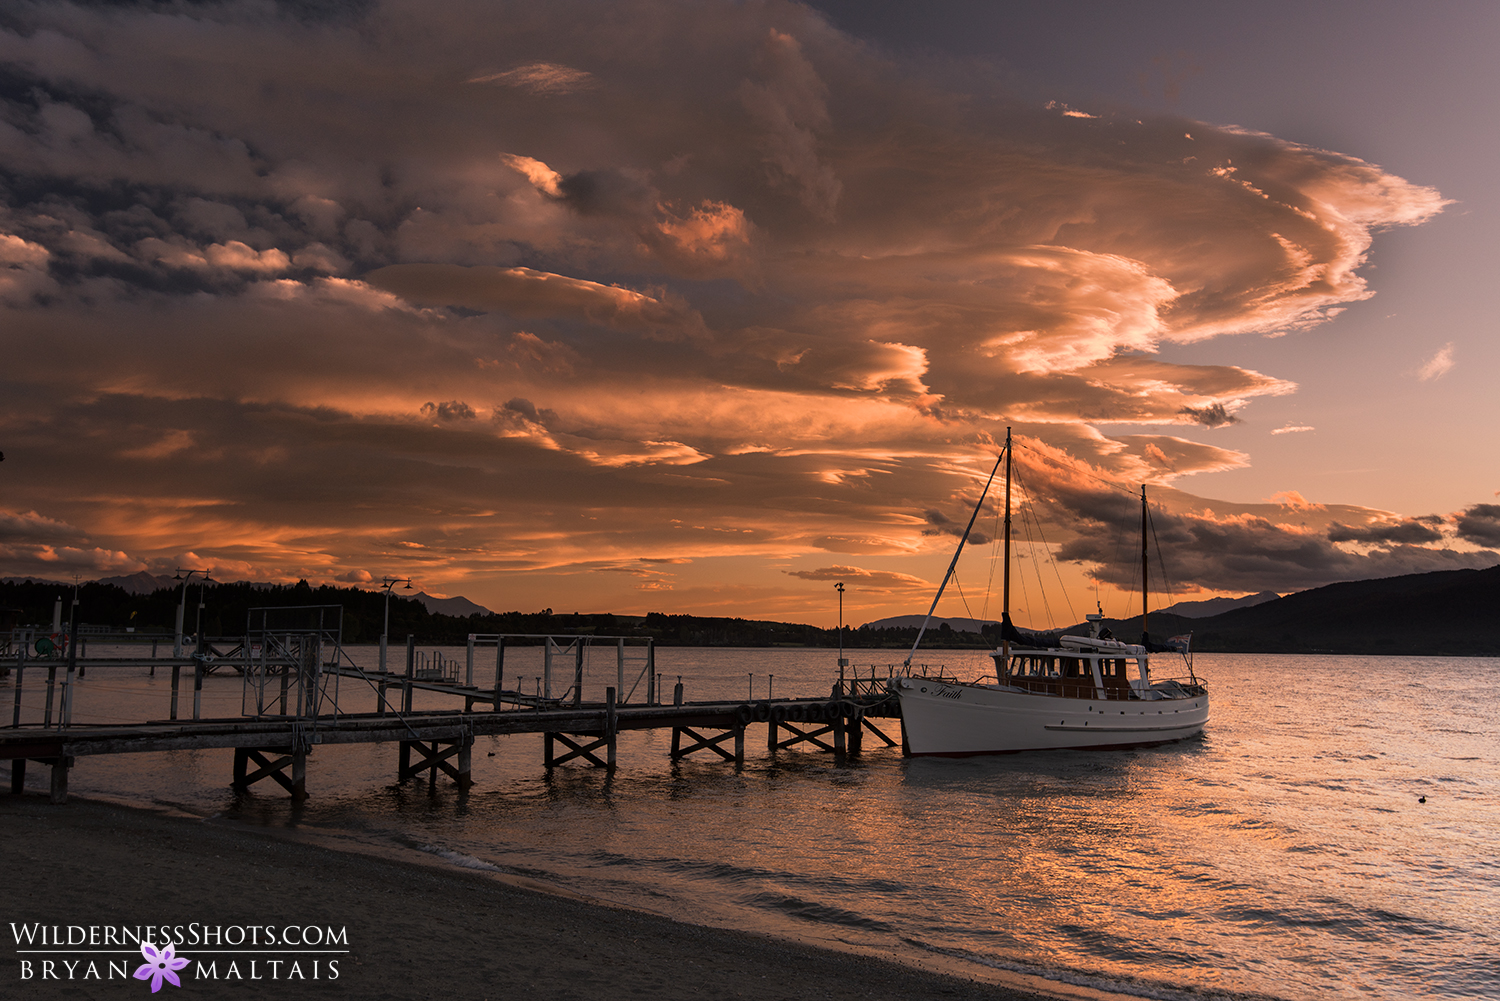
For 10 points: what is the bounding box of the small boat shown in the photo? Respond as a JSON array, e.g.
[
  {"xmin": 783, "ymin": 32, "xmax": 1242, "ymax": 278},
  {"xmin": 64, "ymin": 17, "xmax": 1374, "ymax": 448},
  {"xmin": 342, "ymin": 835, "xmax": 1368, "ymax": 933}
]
[{"xmin": 891, "ymin": 430, "xmax": 1209, "ymax": 756}]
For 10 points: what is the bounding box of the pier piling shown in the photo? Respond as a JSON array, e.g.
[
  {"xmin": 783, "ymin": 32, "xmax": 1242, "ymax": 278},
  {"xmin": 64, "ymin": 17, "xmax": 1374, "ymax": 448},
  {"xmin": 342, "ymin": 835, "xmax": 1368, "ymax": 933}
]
[{"xmin": 49, "ymin": 756, "xmax": 69, "ymax": 804}]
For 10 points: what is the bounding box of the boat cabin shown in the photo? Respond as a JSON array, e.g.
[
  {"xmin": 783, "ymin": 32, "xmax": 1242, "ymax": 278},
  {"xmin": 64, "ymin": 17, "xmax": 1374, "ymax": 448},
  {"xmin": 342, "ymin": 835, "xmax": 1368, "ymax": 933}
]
[{"xmin": 992, "ymin": 615, "xmax": 1152, "ymax": 700}]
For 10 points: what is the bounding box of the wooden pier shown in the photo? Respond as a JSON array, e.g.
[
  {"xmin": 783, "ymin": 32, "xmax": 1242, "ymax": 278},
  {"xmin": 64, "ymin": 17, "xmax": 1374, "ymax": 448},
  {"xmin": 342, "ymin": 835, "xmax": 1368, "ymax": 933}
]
[
  {"xmin": 3, "ymin": 618, "xmax": 910, "ymax": 803},
  {"xmin": 1, "ymin": 691, "xmax": 903, "ymax": 804}
]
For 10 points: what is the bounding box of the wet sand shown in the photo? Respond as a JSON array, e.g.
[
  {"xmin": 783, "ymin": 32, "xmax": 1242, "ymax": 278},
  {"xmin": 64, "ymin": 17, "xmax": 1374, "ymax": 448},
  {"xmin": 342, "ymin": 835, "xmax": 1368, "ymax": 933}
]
[{"xmin": 0, "ymin": 794, "xmax": 1068, "ymax": 1001}]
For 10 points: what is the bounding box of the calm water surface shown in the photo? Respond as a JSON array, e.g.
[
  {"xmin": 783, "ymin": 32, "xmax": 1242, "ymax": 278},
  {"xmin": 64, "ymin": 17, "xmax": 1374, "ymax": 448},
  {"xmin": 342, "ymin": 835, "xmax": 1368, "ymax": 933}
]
[{"xmin": 7, "ymin": 649, "xmax": 1497, "ymax": 1000}]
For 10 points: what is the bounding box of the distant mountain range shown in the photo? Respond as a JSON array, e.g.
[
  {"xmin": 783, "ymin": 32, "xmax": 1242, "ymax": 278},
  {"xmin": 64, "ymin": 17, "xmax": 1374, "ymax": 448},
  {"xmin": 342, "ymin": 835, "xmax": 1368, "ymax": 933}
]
[
  {"xmin": 3, "ymin": 572, "xmax": 185, "ymax": 594},
  {"xmin": 860, "ymin": 615, "xmax": 997, "ymax": 632},
  {"xmin": 1087, "ymin": 565, "xmax": 1500, "ymax": 655},
  {"xmin": 1156, "ymin": 591, "xmax": 1281, "ymax": 618},
  {"xmin": 2, "ymin": 573, "xmax": 494, "ymax": 617},
  {"xmin": 413, "ymin": 591, "xmax": 492, "ymax": 617},
  {"xmin": 860, "ymin": 591, "xmax": 1280, "ymax": 633}
]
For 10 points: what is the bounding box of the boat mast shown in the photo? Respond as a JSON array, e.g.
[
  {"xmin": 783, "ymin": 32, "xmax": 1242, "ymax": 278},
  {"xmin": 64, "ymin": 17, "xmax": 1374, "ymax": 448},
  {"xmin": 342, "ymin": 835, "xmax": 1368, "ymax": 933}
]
[
  {"xmin": 1140, "ymin": 485, "xmax": 1149, "ymax": 642},
  {"xmin": 1001, "ymin": 427, "xmax": 1013, "ymax": 670},
  {"xmin": 903, "ymin": 445, "xmax": 1006, "ymax": 668}
]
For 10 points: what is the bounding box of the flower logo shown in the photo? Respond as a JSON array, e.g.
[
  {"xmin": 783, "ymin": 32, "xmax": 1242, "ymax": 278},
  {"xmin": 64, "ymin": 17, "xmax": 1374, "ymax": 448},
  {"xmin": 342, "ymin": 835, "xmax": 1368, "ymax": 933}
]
[{"xmin": 133, "ymin": 941, "xmax": 190, "ymax": 993}]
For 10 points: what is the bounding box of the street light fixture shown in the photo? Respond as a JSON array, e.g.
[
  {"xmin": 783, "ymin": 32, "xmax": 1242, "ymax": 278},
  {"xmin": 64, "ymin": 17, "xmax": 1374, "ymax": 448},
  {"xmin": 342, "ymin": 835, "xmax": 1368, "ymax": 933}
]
[
  {"xmin": 378, "ymin": 576, "xmax": 414, "ymax": 674},
  {"xmin": 835, "ymin": 582, "xmax": 847, "ymax": 670},
  {"xmin": 172, "ymin": 568, "xmax": 212, "ymax": 658}
]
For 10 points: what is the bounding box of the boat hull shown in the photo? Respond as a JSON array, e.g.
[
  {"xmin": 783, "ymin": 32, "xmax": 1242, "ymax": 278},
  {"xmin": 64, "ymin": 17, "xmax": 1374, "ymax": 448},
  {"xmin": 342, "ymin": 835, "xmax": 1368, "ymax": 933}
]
[{"xmin": 894, "ymin": 677, "xmax": 1208, "ymax": 755}]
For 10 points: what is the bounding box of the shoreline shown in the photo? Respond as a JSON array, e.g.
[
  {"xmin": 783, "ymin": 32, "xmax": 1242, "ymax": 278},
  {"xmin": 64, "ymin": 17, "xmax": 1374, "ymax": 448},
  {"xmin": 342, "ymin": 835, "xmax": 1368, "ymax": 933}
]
[{"xmin": 0, "ymin": 790, "xmax": 1114, "ymax": 1001}]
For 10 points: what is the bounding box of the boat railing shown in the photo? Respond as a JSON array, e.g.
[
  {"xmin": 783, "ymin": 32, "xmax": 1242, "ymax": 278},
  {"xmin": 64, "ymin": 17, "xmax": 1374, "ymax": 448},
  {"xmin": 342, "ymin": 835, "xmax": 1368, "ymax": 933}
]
[
  {"xmin": 890, "ymin": 663, "xmax": 959, "ymax": 683},
  {"xmin": 840, "ymin": 663, "xmax": 955, "ymax": 694}
]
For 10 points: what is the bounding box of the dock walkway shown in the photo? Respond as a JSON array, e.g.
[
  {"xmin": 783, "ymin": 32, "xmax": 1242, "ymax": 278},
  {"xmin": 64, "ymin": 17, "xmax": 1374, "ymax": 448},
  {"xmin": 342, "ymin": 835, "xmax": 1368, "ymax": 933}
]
[{"xmin": 3, "ymin": 680, "xmax": 904, "ymax": 803}]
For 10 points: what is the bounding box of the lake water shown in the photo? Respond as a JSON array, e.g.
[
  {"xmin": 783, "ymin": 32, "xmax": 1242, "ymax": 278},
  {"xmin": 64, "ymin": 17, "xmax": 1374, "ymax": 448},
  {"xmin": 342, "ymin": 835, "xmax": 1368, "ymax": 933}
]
[{"xmin": 6, "ymin": 648, "xmax": 1497, "ymax": 1001}]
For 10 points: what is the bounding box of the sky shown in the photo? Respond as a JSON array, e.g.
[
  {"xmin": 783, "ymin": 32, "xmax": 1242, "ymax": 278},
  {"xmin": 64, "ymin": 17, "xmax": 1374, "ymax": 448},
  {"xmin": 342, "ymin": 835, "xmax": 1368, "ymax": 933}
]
[{"xmin": 3, "ymin": 0, "xmax": 1498, "ymax": 628}]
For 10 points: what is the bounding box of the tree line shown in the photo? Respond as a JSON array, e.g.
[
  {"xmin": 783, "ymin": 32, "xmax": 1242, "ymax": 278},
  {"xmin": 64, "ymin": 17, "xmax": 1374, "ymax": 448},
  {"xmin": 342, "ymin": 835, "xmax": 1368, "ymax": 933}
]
[{"xmin": 0, "ymin": 579, "xmax": 998, "ymax": 649}]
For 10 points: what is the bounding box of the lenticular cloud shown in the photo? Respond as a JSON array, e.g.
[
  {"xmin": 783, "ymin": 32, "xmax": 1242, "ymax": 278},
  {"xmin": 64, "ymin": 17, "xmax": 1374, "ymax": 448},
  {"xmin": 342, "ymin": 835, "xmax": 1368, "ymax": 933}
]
[{"xmin": 0, "ymin": 0, "xmax": 1465, "ymax": 603}]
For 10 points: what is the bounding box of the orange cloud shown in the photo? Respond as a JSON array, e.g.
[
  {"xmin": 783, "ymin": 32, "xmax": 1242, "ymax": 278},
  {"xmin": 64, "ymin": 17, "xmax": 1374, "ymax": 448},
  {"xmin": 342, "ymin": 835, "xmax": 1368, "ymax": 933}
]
[{"xmin": 0, "ymin": 0, "xmax": 1468, "ymax": 616}]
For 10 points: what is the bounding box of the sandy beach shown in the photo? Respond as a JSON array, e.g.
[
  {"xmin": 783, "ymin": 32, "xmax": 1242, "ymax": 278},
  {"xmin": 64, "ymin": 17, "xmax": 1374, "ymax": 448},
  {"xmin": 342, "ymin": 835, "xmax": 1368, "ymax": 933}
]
[{"xmin": 0, "ymin": 793, "xmax": 1069, "ymax": 1001}]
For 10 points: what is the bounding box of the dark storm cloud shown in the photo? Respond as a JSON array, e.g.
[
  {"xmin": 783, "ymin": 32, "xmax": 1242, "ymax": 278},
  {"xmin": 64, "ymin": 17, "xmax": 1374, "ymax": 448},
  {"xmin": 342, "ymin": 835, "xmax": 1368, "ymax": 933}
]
[
  {"xmin": 1177, "ymin": 403, "xmax": 1239, "ymax": 428},
  {"xmin": 921, "ymin": 509, "xmax": 990, "ymax": 547},
  {"xmin": 1327, "ymin": 518, "xmax": 1445, "ymax": 545},
  {"xmin": 1454, "ymin": 504, "xmax": 1500, "ymax": 548},
  {"xmin": 1042, "ymin": 478, "xmax": 1491, "ymax": 594}
]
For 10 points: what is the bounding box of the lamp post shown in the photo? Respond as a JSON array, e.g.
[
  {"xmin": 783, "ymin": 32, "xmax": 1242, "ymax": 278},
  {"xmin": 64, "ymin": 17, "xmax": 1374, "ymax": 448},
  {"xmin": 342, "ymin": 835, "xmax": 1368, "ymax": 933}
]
[
  {"xmin": 172, "ymin": 569, "xmax": 212, "ymax": 658},
  {"xmin": 379, "ymin": 577, "xmax": 413, "ymax": 674},
  {"xmin": 835, "ymin": 582, "xmax": 847, "ymax": 670},
  {"xmin": 195, "ymin": 577, "xmax": 210, "ymax": 645}
]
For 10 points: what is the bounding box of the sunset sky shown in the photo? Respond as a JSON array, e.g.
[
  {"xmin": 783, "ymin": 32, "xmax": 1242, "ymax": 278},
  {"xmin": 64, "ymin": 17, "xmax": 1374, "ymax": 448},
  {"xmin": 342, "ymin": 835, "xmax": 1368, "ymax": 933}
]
[{"xmin": 3, "ymin": 0, "xmax": 1498, "ymax": 627}]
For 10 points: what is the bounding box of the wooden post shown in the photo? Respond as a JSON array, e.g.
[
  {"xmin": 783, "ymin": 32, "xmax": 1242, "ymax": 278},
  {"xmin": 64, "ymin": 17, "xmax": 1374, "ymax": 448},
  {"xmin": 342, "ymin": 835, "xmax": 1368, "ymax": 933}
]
[
  {"xmin": 767, "ymin": 712, "xmax": 778, "ymax": 753},
  {"xmin": 605, "ymin": 686, "xmax": 617, "ymax": 769},
  {"xmin": 457, "ymin": 735, "xmax": 472, "ymax": 792},
  {"xmin": 192, "ymin": 658, "xmax": 204, "ymax": 721},
  {"xmin": 377, "ymin": 678, "xmax": 387, "ymax": 716},
  {"xmin": 466, "ymin": 635, "xmax": 475, "ymax": 687},
  {"xmin": 427, "ymin": 742, "xmax": 437, "ymax": 795},
  {"xmin": 398, "ymin": 740, "xmax": 410, "ymax": 778},
  {"xmin": 49, "ymin": 757, "xmax": 69, "ymax": 804},
  {"xmin": 169, "ymin": 663, "xmax": 180, "ymax": 720},
  {"xmin": 492, "ymin": 638, "xmax": 505, "ymax": 711},
  {"xmin": 646, "ymin": 641, "xmax": 656, "ymax": 704},
  {"xmin": 291, "ymin": 747, "xmax": 307, "ymax": 801},
  {"xmin": 232, "ymin": 747, "xmax": 247, "ymax": 789},
  {"xmin": 670, "ymin": 727, "xmax": 680, "ymax": 759},
  {"xmin": 43, "ymin": 664, "xmax": 56, "ymax": 727},
  {"xmin": 10, "ymin": 758, "xmax": 25, "ymax": 794},
  {"xmin": 573, "ymin": 641, "xmax": 584, "ymax": 707},
  {"xmin": 833, "ymin": 681, "xmax": 845, "ymax": 754},
  {"xmin": 673, "ymin": 678, "xmax": 683, "ymax": 706},
  {"xmin": 544, "ymin": 732, "xmax": 555, "ymax": 768},
  {"xmin": 544, "ymin": 639, "xmax": 553, "ymax": 700},
  {"xmin": 12, "ymin": 649, "xmax": 26, "ymax": 727},
  {"xmin": 850, "ymin": 710, "xmax": 865, "ymax": 756},
  {"xmin": 617, "ymin": 639, "xmax": 625, "ymax": 703},
  {"xmin": 403, "ymin": 635, "xmax": 415, "ymax": 713},
  {"xmin": 60, "ymin": 664, "xmax": 74, "ymax": 729}
]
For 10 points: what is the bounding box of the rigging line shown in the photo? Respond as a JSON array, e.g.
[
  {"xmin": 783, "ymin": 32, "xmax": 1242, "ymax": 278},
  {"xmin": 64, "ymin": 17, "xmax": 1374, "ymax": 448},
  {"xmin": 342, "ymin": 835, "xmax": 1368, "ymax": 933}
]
[
  {"xmin": 1106, "ymin": 496, "xmax": 1133, "ymax": 620},
  {"xmin": 953, "ymin": 570, "xmax": 977, "ymax": 622},
  {"xmin": 1026, "ymin": 507, "xmax": 1058, "ymax": 629},
  {"xmin": 1015, "ymin": 495, "xmax": 1048, "ymax": 628},
  {"xmin": 980, "ymin": 494, "xmax": 1003, "ymax": 622},
  {"xmin": 1010, "ymin": 460, "xmax": 1062, "ymax": 628},
  {"xmin": 1013, "ymin": 460, "xmax": 1079, "ymax": 626},
  {"xmin": 1017, "ymin": 481, "xmax": 1057, "ymax": 630},
  {"xmin": 1013, "ymin": 516, "xmax": 1034, "ymax": 627},
  {"xmin": 904, "ymin": 451, "xmax": 1006, "ymax": 667},
  {"xmin": 1146, "ymin": 502, "xmax": 1178, "ymax": 610}
]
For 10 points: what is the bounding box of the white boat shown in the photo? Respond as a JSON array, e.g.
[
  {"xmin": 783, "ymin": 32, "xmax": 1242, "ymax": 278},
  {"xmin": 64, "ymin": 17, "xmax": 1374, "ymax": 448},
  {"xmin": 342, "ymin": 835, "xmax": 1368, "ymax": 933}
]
[{"xmin": 891, "ymin": 429, "xmax": 1209, "ymax": 756}]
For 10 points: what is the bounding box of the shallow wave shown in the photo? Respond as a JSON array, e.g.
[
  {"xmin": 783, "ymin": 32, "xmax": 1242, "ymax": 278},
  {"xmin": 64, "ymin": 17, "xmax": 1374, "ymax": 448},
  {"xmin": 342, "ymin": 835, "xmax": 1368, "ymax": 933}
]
[
  {"xmin": 902, "ymin": 936, "xmax": 1290, "ymax": 1001},
  {"xmin": 742, "ymin": 892, "xmax": 897, "ymax": 932}
]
